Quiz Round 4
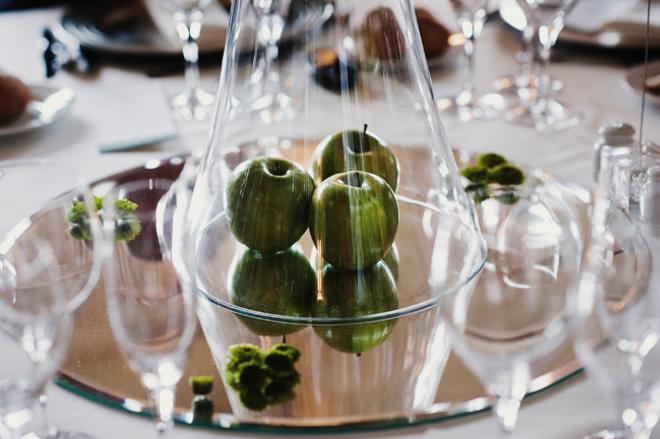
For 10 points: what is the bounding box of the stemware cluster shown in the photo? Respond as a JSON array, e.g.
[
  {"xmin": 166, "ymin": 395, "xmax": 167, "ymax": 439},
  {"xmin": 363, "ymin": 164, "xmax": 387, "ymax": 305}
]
[
  {"xmin": 573, "ymin": 150, "xmax": 660, "ymax": 439},
  {"xmin": 442, "ymin": 0, "xmax": 581, "ymax": 130}
]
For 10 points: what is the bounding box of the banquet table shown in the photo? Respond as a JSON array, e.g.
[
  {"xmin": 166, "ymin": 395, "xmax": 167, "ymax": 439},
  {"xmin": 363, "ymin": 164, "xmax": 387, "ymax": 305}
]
[{"xmin": 1, "ymin": 5, "xmax": 659, "ymax": 439}]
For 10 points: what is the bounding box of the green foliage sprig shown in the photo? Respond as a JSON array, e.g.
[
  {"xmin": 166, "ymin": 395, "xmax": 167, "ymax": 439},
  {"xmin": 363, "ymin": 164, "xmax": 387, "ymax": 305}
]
[
  {"xmin": 225, "ymin": 343, "xmax": 301, "ymax": 411},
  {"xmin": 66, "ymin": 196, "xmax": 141, "ymax": 243},
  {"xmin": 460, "ymin": 153, "xmax": 525, "ymax": 204}
]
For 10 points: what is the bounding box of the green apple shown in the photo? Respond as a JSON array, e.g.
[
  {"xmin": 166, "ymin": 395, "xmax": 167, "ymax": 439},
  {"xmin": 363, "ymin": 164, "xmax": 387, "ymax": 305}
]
[
  {"xmin": 310, "ymin": 171, "xmax": 398, "ymax": 270},
  {"xmin": 382, "ymin": 244, "xmax": 399, "ymax": 281},
  {"xmin": 229, "ymin": 247, "xmax": 316, "ymax": 336},
  {"xmin": 225, "ymin": 157, "xmax": 315, "ymax": 254},
  {"xmin": 313, "ymin": 261, "xmax": 399, "ymax": 354},
  {"xmin": 310, "ymin": 128, "xmax": 399, "ymax": 191}
]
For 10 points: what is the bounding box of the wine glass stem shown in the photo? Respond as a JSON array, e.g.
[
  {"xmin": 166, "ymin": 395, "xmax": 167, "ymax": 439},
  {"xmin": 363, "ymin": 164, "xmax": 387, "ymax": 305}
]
[
  {"xmin": 489, "ymin": 363, "xmax": 530, "ymax": 433},
  {"xmin": 494, "ymin": 395, "xmax": 523, "ymax": 433},
  {"xmin": 257, "ymin": 14, "xmax": 285, "ymax": 99},
  {"xmin": 519, "ymin": 24, "xmax": 535, "ymax": 76},
  {"xmin": 534, "ymin": 24, "xmax": 557, "ymax": 112},
  {"xmin": 458, "ymin": 11, "xmax": 485, "ymax": 102},
  {"xmin": 28, "ymin": 391, "xmax": 52, "ymax": 438},
  {"xmin": 175, "ymin": 9, "xmax": 204, "ymax": 98},
  {"xmin": 149, "ymin": 386, "xmax": 175, "ymax": 436}
]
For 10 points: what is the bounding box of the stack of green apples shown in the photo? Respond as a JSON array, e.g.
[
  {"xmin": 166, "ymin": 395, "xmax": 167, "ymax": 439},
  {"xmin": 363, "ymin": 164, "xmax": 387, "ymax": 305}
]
[{"xmin": 225, "ymin": 127, "xmax": 402, "ymax": 355}]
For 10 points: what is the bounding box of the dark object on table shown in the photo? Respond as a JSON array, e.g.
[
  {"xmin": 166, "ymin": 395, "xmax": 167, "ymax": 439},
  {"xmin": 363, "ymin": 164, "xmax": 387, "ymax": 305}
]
[
  {"xmin": 0, "ymin": 0, "xmax": 66, "ymax": 12},
  {"xmin": 0, "ymin": 73, "xmax": 31, "ymax": 124},
  {"xmin": 190, "ymin": 375, "xmax": 215, "ymax": 424},
  {"xmin": 310, "ymin": 48, "xmax": 357, "ymax": 93},
  {"xmin": 56, "ymin": 0, "xmax": 221, "ymax": 57},
  {"xmin": 362, "ymin": 7, "xmax": 406, "ymax": 62},
  {"xmin": 42, "ymin": 27, "xmax": 92, "ymax": 77},
  {"xmin": 415, "ymin": 8, "xmax": 450, "ymax": 59}
]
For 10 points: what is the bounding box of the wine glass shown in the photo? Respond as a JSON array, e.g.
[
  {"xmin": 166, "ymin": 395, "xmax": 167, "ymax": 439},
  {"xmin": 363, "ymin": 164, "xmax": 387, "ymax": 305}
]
[
  {"xmin": 248, "ymin": 0, "xmax": 293, "ymax": 122},
  {"xmin": 0, "ymin": 159, "xmax": 102, "ymax": 438},
  {"xmin": 493, "ymin": 17, "xmax": 563, "ymax": 97},
  {"xmin": 437, "ymin": 0, "xmax": 506, "ymax": 121},
  {"xmin": 573, "ymin": 159, "xmax": 660, "ymax": 439},
  {"xmin": 440, "ymin": 181, "xmax": 582, "ymax": 432},
  {"xmin": 101, "ymin": 179, "xmax": 197, "ymax": 436},
  {"xmin": 505, "ymin": 0, "xmax": 581, "ymax": 130},
  {"xmin": 158, "ymin": 0, "xmax": 215, "ymax": 120}
]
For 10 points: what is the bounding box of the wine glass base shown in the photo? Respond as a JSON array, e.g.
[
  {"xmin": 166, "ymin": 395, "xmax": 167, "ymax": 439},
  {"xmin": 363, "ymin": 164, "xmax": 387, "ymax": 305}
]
[
  {"xmin": 583, "ymin": 429, "xmax": 632, "ymax": 439},
  {"xmin": 50, "ymin": 431, "xmax": 97, "ymax": 439},
  {"xmin": 494, "ymin": 73, "xmax": 563, "ymax": 96},
  {"xmin": 504, "ymin": 99, "xmax": 583, "ymax": 131},
  {"xmin": 249, "ymin": 92, "xmax": 296, "ymax": 124},
  {"xmin": 437, "ymin": 92, "xmax": 506, "ymax": 122},
  {"xmin": 171, "ymin": 87, "xmax": 215, "ymax": 121}
]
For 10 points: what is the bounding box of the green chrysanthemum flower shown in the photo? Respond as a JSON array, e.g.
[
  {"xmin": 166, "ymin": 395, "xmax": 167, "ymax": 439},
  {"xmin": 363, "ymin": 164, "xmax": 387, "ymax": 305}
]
[
  {"xmin": 488, "ymin": 164, "xmax": 525, "ymax": 186},
  {"xmin": 476, "ymin": 152, "xmax": 507, "ymax": 169}
]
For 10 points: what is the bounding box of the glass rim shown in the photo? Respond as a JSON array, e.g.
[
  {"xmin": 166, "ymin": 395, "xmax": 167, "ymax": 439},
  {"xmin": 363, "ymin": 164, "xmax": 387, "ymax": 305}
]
[
  {"xmin": 195, "ymin": 245, "xmax": 486, "ymax": 325},
  {"xmin": 0, "ymin": 179, "xmax": 101, "ymax": 325}
]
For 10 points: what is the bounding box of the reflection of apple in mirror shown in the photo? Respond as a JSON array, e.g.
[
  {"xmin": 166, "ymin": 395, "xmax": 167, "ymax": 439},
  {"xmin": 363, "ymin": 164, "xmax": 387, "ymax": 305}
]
[
  {"xmin": 313, "ymin": 261, "xmax": 398, "ymax": 354},
  {"xmin": 310, "ymin": 170, "xmax": 398, "ymax": 270},
  {"xmin": 229, "ymin": 246, "xmax": 316, "ymax": 336},
  {"xmin": 226, "ymin": 157, "xmax": 315, "ymax": 254},
  {"xmin": 311, "ymin": 128, "xmax": 399, "ymax": 191}
]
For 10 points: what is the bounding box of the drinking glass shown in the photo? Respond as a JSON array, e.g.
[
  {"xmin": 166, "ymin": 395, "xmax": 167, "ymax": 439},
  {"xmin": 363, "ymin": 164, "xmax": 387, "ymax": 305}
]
[
  {"xmin": 248, "ymin": 0, "xmax": 293, "ymax": 122},
  {"xmin": 102, "ymin": 179, "xmax": 198, "ymax": 436},
  {"xmin": 0, "ymin": 159, "xmax": 101, "ymax": 438},
  {"xmin": 440, "ymin": 181, "xmax": 582, "ymax": 432},
  {"xmin": 159, "ymin": 0, "xmax": 215, "ymax": 120},
  {"xmin": 573, "ymin": 158, "xmax": 660, "ymax": 439},
  {"xmin": 506, "ymin": 0, "xmax": 580, "ymax": 130},
  {"xmin": 493, "ymin": 18, "xmax": 563, "ymax": 97},
  {"xmin": 437, "ymin": 0, "xmax": 506, "ymax": 121}
]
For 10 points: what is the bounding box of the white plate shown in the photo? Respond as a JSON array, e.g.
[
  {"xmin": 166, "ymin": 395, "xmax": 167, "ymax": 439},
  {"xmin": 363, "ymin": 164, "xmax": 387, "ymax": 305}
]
[
  {"xmin": 500, "ymin": 0, "xmax": 660, "ymax": 49},
  {"xmin": 624, "ymin": 61, "xmax": 660, "ymax": 106},
  {"xmin": 0, "ymin": 85, "xmax": 75, "ymax": 137}
]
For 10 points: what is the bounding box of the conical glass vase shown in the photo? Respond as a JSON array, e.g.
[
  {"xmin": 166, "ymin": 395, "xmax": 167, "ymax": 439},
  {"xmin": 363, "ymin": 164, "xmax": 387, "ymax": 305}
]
[{"xmin": 184, "ymin": 0, "xmax": 486, "ymax": 426}]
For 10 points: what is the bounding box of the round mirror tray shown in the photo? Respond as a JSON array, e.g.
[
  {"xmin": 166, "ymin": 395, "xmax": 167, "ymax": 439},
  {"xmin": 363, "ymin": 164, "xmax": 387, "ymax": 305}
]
[{"xmin": 56, "ymin": 149, "xmax": 590, "ymax": 434}]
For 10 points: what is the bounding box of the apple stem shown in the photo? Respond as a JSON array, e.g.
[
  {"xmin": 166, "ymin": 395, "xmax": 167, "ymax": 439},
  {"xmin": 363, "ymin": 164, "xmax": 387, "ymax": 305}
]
[
  {"xmin": 282, "ymin": 335, "xmax": 286, "ymax": 344},
  {"xmin": 363, "ymin": 124, "xmax": 368, "ymax": 136}
]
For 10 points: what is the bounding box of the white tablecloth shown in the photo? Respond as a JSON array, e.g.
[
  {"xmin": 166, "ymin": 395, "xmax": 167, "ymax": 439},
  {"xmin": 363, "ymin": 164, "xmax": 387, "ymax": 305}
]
[{"xmin": 1, "ymin": 7, "xmax": 658, "ymax": 439}]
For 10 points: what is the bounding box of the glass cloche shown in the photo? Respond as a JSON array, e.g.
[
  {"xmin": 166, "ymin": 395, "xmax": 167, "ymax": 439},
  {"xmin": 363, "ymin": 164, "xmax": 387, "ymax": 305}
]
[{"xmin": 182, "ymin": 0, "xmax": 487, "ymax": 425}]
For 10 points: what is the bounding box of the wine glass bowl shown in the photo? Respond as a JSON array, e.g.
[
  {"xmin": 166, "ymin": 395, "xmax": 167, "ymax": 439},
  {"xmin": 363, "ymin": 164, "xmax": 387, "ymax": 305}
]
[
  {"xmin": 440, "ymin": 181, "xmax": 582, "ymax": 432},
  {"xmin": 0, "ymin": 159, "xmax": 102, "ymax": 438}
]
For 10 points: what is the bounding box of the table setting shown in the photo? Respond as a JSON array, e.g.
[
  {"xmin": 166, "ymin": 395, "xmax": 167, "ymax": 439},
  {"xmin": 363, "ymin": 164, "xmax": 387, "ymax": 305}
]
[{"xmin": 1, "ymin": 0, "xmax": 660, "ymax": 438}]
